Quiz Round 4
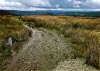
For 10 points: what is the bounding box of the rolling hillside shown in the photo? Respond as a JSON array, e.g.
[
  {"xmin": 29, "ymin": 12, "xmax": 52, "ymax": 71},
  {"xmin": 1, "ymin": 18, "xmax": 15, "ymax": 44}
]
[
  {"xmin": 0, "ymin": 10, "xmax": 16, "ymax": 16},
  {"xmin": 1, "ymin": 10, "xmax": 100, "ymax": 17}
]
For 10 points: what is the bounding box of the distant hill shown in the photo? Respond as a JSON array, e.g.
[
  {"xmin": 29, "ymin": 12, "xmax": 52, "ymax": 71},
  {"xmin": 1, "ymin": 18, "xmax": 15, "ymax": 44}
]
[
  {"xmin": 8, "ymin": 10, "xmax": 100, "ymax": 17},
  {"xmin": 0, "ymin": 10, "xmax": 16, "ymax": 16},
  {"xmin": 0, "ymin": 10, "xmax": 100, "ymax": 17}
]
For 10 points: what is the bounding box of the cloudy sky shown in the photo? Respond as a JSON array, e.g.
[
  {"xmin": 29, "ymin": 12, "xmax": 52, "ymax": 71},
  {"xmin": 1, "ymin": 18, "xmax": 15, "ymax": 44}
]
[{"xmin": 0, "ymin": 0, "xmax": 100, "ymax": 10}]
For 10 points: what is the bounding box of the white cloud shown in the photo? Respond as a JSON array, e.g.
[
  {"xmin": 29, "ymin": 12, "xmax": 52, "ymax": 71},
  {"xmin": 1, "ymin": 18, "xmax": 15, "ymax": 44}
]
[
  {"xmin": 91, "ymin": 0, "xmax": 100, "ymax": 2},
  {"xmin": 55, "ymin": 4, "xmax": 60, "ymax": 8},
  {"xmin": 73, "ymin": 0, "xmax": 83, "ymax": 8},
  {"xmin": 67, "ymin": 0, "xmax": 72, "ymax": 2},
  {"xmin": 16, "ymin": 0, "xmax": 50, "ymax": 7},
  {"xmin": 0, "ymin": 0, "xmax": 51, "ymax": 10},
  {"xmin": 0, "ymin": 0, "xmax": 24, "ymax": 7},
  {"xmin": 0, "ymin": 0, "xmax": 100, "ymax": 10}
]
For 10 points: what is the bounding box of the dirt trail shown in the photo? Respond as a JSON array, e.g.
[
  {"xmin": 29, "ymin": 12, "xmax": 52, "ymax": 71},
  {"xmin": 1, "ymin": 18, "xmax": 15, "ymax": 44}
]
[
  {"xmin": 1, "ymin": 25, "xmax": 98, "ymax": 71},
  {"xmin": 2, "ymin": 25, "xmax": 71, "ymax": 71}
]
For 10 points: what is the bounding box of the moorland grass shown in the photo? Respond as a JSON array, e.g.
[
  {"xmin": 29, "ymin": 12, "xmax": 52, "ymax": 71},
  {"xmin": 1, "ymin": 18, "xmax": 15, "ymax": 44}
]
[{"xmin": 21, "ymin": 16, "xmax": 100, "ymax": 69}]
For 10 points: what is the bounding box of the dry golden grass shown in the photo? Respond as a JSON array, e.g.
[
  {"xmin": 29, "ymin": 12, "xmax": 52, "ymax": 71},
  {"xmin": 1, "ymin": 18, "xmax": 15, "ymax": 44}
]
[
  {"xmin": 1, "ymin": 15, "xmax": 100, "ymax": 69},
  {"xmin": 21, "ymin": 15, "xmax": 100, "ymax": 69}
]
